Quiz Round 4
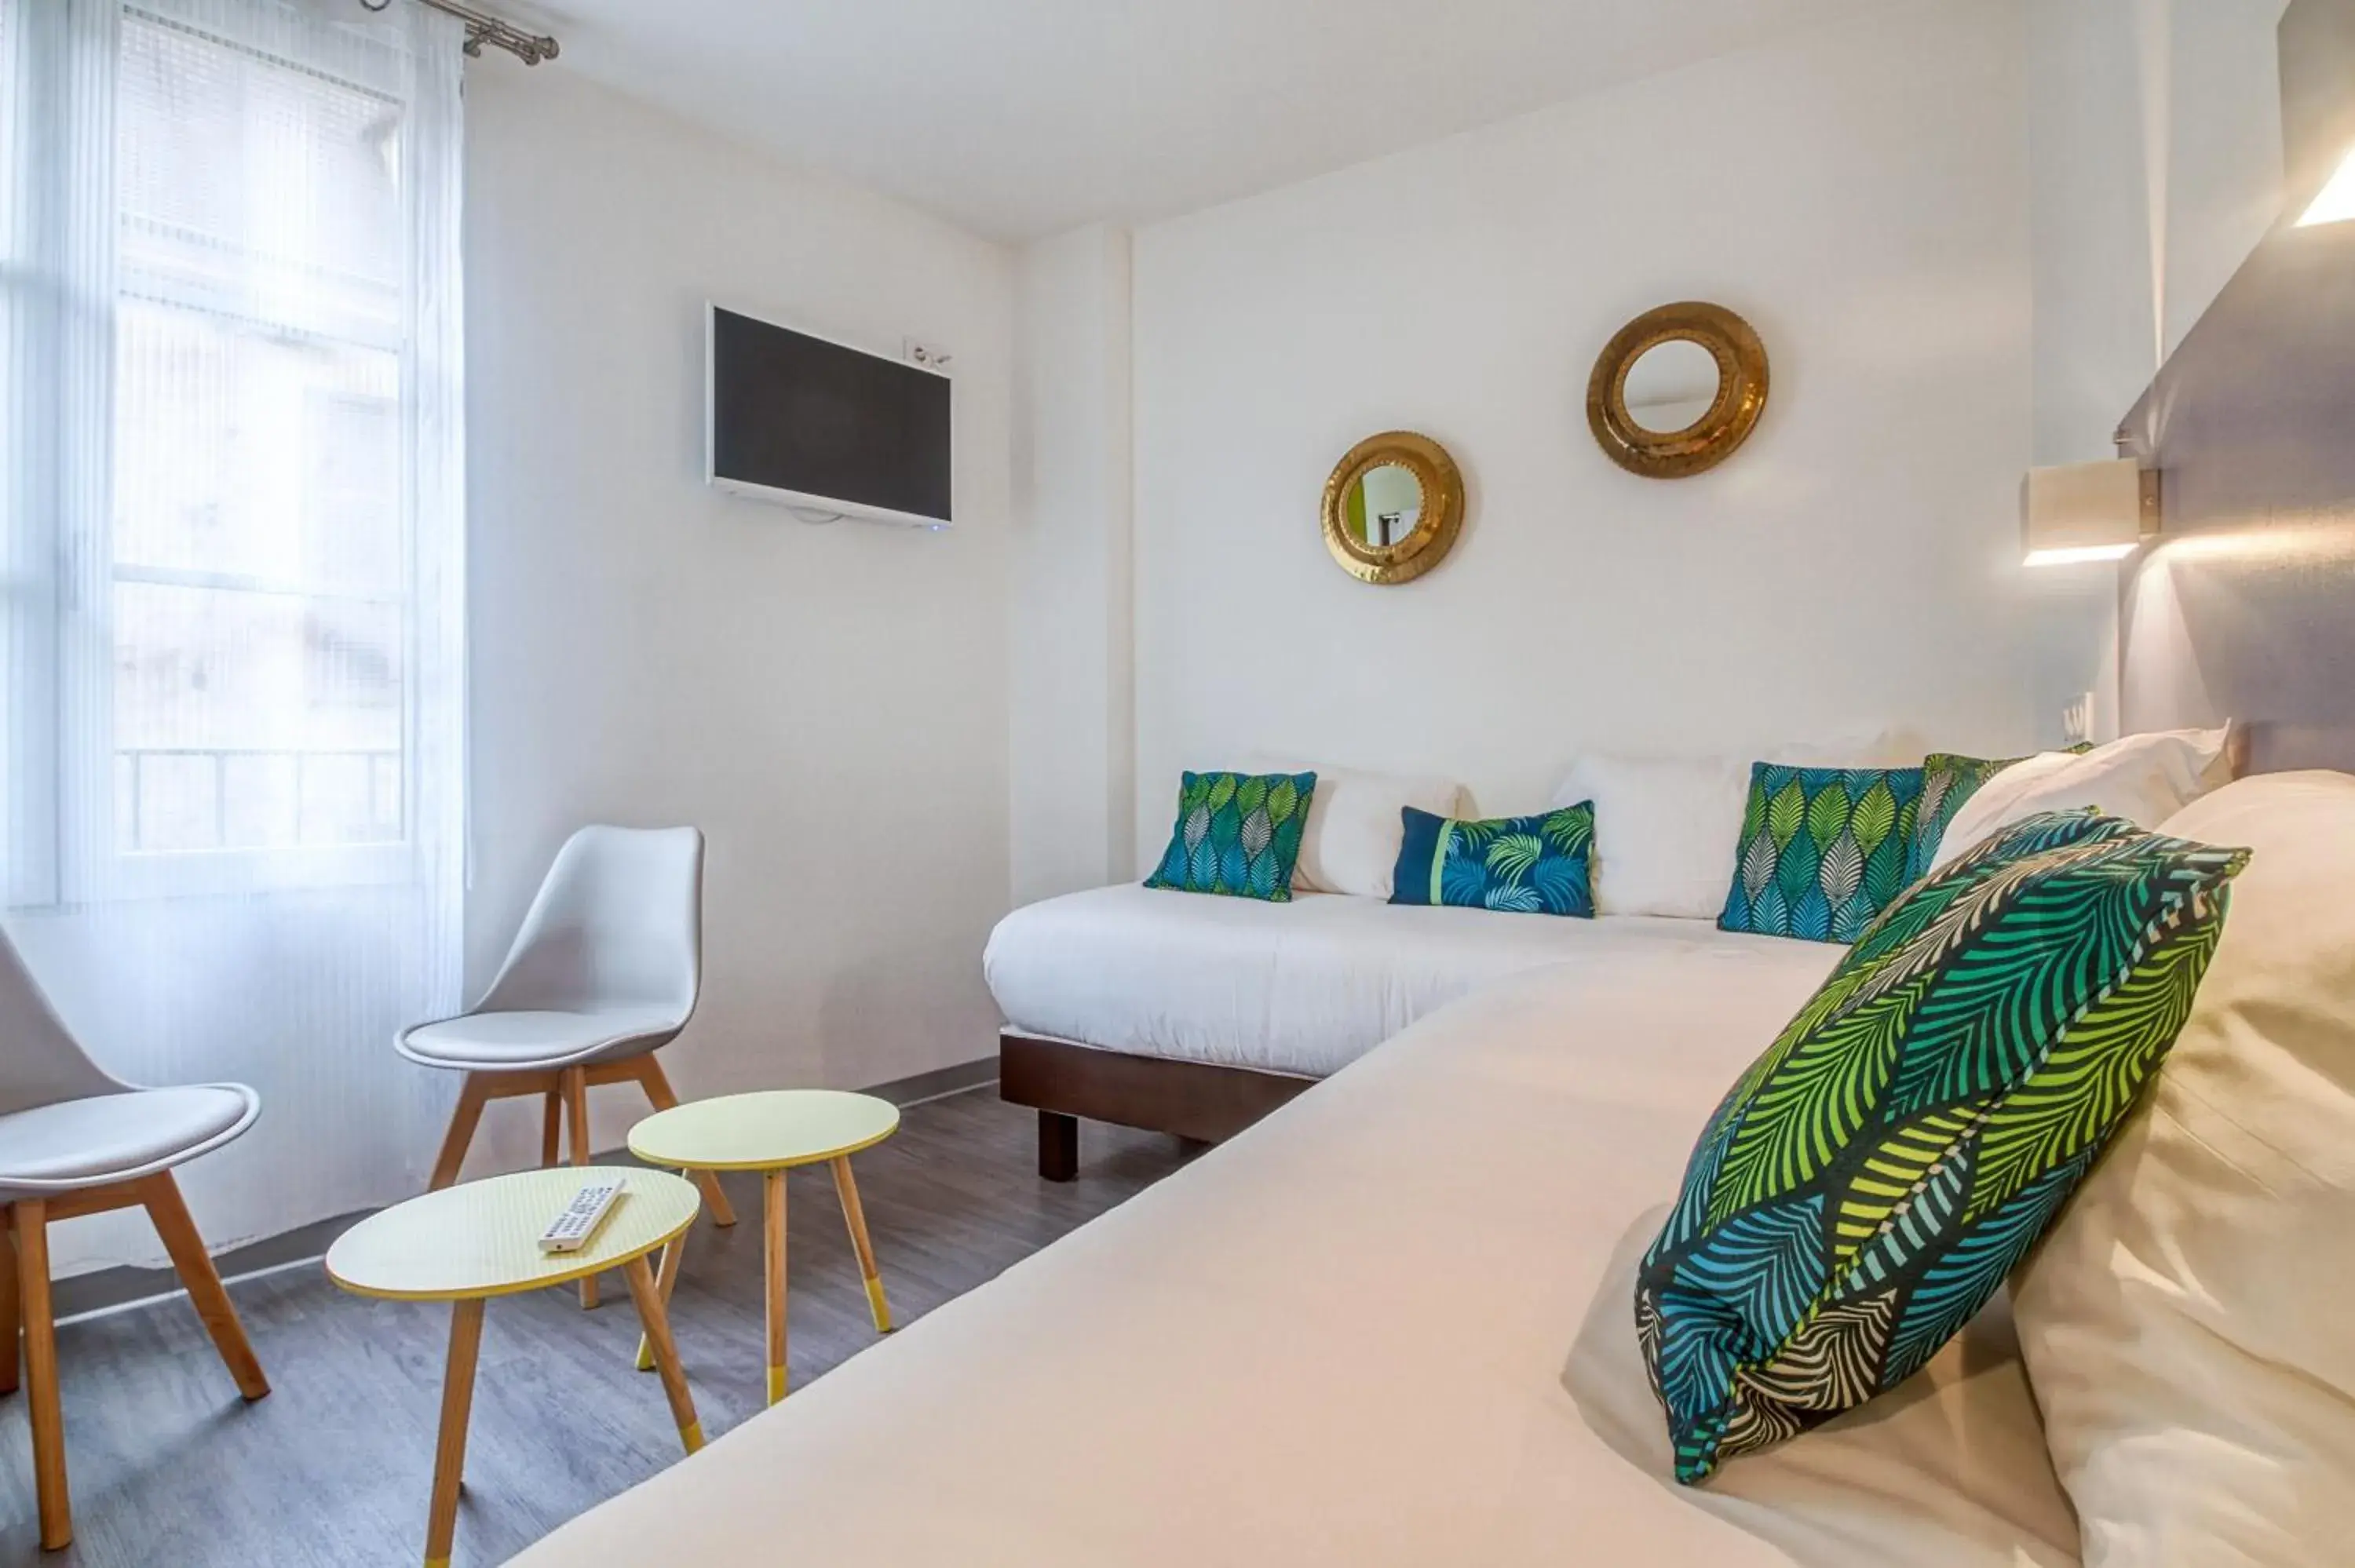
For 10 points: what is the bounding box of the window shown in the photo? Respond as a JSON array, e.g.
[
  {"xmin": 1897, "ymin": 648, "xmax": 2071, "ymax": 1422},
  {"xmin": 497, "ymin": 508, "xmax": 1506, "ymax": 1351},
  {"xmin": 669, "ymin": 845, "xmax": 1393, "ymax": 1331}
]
[
  {"xmin": 4, "ymin": 0, "xmax": 463, "ymax": 902},
  {"xmin": 110, "ymin": 10, "xmax": 410, "ymax": 861}
]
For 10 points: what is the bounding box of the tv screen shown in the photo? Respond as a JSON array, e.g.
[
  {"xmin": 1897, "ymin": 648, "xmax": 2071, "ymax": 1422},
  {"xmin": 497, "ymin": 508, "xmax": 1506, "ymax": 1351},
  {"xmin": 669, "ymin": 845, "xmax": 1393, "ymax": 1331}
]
[{"xmin": 706, "ymin": 306, "xmax": 953, "ymax": 527}]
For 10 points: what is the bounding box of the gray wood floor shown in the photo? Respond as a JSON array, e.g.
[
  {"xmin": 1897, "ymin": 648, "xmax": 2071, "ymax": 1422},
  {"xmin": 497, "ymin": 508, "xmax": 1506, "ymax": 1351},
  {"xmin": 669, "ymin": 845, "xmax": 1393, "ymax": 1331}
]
[{"xmin": 0, "ymin": 1089, "xmax": 1192, "ymax": 1567}]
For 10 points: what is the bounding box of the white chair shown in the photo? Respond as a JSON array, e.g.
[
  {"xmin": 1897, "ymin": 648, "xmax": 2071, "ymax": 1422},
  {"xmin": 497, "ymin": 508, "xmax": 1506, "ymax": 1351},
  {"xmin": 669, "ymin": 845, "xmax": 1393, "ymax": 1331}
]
[
  {"xmin": 397, "ymin": 826, "xmax": 736, "ymax": 1308},
  {"xmin": 0, "ymin": 929, "xmax": 270, "ymax": 1552}
]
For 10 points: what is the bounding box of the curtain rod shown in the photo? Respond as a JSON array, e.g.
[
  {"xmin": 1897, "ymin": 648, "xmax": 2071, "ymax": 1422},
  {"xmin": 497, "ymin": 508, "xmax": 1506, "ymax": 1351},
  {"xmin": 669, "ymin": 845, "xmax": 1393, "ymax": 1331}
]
[{"xmin": 358, "ymin": 0, "xmax": 558, "ymax": 65}]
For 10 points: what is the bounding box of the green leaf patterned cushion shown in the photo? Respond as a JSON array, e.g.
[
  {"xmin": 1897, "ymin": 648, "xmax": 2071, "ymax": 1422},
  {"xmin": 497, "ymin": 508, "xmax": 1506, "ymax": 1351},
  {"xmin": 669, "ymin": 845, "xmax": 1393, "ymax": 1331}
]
[
  {"xmin": 1144, "ymin": 771, "xmax": 1316, "ymax": 902},
  {"xmin": 1718, "ymin": 765, "xmax": 1924, "ymax": 943},
  {"xmin": 1911, "ymin": 746, "xmax": 2096, "ymax": 882},
  {"xmin": 1640, "ymin": 811, "xmax": 2250, "ymax": 1486},
  {"xmin": 1388, "ymin": 804, "xmax": 1595, "ymax": 917}
]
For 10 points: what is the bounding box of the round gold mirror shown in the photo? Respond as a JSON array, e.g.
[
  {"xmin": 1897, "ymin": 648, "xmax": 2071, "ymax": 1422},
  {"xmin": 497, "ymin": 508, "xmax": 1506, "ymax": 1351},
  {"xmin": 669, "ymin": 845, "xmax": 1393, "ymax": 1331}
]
[
  {"xmin": 1587, "ymin": 302, "xmax": 1768, "ymax": 478},
  {"xmin": 1320, "ymin": 431, "xmax": 1464, "ymax": 585}
]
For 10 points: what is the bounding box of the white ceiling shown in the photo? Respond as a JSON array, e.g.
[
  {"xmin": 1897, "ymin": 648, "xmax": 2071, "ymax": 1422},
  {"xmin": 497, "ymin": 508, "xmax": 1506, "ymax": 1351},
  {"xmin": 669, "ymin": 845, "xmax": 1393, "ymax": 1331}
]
[{"xmin": 534, "ymin": 0, "xmax": 1884, "ymax": 243}]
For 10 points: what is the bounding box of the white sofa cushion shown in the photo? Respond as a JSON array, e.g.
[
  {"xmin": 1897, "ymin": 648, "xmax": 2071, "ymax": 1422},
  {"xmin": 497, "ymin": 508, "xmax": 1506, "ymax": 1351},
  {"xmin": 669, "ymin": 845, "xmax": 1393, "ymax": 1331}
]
[
  {"xmin": 1931, "ymin": 727, "xmax": 2232, "ymax": 871},
  {"xmin": 2011, "ymin": 770, "xmax": 2355, "ymax": 1566},
  {"xmin": 1550, "ymin": 753, "xmax": 1753, "ymax": 919},
  {"xmin": 985, "ymin": 884, "xmax": 1836, "ymax": 1078},
  {"xmin": 1246, "ymin": 758, "xmax": 1466, "ymax": 899}
]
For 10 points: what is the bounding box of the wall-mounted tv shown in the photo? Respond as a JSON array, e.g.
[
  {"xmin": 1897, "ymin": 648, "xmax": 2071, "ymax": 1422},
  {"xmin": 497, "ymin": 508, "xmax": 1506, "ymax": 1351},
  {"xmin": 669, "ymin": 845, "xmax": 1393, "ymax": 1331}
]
[{"xmin": 705, "ymin": 305, "xmax": 953, "ymax": 529}]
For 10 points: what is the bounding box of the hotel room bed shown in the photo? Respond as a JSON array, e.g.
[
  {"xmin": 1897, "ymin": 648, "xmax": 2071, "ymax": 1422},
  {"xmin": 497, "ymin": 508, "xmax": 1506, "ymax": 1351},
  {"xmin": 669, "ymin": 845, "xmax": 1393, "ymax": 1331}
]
[
  {"xmin": 984, "ymin": 883, "xmax": 1827, "ymax": 1078},
  {"xmin": 515, "ymin": 943, "xmax": 2076, "ymax": 1568}
]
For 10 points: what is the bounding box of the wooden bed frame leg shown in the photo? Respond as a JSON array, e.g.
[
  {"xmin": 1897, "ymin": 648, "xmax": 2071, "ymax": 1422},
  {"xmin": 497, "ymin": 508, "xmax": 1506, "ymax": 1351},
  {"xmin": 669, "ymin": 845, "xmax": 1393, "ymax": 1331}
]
[{"xmin": 1038, "ymin": 1111, "xmax": 1079, "ymax": 1183}]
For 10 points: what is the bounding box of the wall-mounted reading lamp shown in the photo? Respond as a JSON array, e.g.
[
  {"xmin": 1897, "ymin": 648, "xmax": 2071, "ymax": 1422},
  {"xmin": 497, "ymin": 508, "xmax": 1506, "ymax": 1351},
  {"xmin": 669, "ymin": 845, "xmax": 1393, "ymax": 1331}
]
[
  {"xmin": 2022, "ymin": 458, "xmax": 2160, "ymax": 567},
  {"xmin": 2297, "ymin": 144, "xmax": 2355, "ymax": 227}
]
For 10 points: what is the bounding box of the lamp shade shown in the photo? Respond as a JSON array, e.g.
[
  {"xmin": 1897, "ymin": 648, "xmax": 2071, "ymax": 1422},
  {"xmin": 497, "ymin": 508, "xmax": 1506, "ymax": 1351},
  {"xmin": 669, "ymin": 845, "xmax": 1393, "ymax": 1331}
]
[{"xmin": 2022, "ymin": 458, "xmax": 2152, "ymax": 567}]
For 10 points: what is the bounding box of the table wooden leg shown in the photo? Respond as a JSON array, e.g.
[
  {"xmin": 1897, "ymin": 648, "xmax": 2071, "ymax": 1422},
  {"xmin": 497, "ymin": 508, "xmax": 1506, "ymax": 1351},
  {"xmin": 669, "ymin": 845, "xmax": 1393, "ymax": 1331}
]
[
  {"xmin": 633, "ymin": 1223, "xmax": 686, "ymax": 1373},
  {"xmin": 425, "ymin": 1300, "xmax": 485, "ymax": 1568},
  {"xmin": 562, "ymin": 1067, "xmax": 598, "ymax": 1311},
  {"xmin": 622, "ymin": 1255, "xmax": 703, "ymax": 1454},
  {"xmin": 764, "ymin": 1170, "xmax": 787, "ymax": 1405},
  {"xmin": 829, "ymin": 1157, "xmax": 892, "ymax": 1334},
  {"xmin": 14, "ymin": 1201, "xmax": 68, "ymax": 1550}
]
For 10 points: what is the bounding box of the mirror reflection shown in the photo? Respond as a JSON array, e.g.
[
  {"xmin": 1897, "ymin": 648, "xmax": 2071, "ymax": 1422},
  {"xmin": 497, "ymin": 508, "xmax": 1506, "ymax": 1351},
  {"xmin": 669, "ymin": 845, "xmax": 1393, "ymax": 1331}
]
[
  {"xmin": 1620, "ymin": 337, "xmax": 1722, "ymax": 435},
  {"xmin": 1345, "ymin": 462, "xmax": 1426, "ymax": 549}
]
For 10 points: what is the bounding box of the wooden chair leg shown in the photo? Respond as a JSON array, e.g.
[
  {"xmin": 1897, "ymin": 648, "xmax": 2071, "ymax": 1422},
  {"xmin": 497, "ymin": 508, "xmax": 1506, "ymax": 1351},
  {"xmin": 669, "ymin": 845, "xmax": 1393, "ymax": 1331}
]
[
  {"xmin": 829, "ymin": 1157, "xmax": 892, "ymax": 1334},
  {"xmin": 139, "ymin": 1174, "xmax": 268, "ymax": 1401},
  {"xmin": 14, "ymin": 1200, "xmax": 69, "ymax": 1551},
  {"xmin": 539, "ymin": 1090, "xmax": 562, "ymax": 1169},
  {"xmin": 635, "ymin": 1058, "xmax": 736, "ymax": 1227},
  {"xmin": 1039, "ymin": 1110, "xmax": 1079, "ymax": 1183},
  {"xmin": 0, "ymin": 1210, "xmax": 19, "ymax": 1397},
  {"xmin": 763, "ymin": 1171, "xmax": 787, "ymax": 1406},
  {"xmin": 425, "ymin": 1299, "xmax": 485, "ymax": 1568},
  {"xmin": 622, "ymin": 1254, "xmax": 703, "ymax": 1453},
  {"xmin": 428, "ymin": 1074, "xmax": 491, "ymax": 1191},
  {"xmin": 563, "ymin": 1067, "xmax": 599, "ymax": 1311}
]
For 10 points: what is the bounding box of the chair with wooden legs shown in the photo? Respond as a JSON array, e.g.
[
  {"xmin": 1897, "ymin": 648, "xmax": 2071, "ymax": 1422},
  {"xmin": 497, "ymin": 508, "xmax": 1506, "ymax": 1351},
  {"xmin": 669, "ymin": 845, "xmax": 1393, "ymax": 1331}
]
[
  {"xmin": 0, "ymin": 929, "xmax": 270, "ymax": 1552},
  {"xmin": 396, "ymin": 826, "xmax": 736, "ymax": 1309}
]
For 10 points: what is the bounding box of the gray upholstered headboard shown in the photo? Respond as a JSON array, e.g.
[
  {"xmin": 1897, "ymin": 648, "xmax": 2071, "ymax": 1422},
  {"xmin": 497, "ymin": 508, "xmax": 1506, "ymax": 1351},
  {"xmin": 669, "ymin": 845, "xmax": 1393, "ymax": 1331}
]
[{"xmin": 2114, "ymin": 1, "xmax": 2355, "ymax": 776}]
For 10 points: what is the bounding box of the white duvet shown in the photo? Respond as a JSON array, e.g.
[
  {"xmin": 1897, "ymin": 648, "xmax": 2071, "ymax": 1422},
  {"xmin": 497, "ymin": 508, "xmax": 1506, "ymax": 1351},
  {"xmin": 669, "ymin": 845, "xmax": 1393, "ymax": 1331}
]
[
  {"xmin": 516, "ymin": 950, "xmax": 2076, "ymax": 1568},
  {"xmin": 985, "ymin": 884, "xmax": 1829, "ymax": 1078}
]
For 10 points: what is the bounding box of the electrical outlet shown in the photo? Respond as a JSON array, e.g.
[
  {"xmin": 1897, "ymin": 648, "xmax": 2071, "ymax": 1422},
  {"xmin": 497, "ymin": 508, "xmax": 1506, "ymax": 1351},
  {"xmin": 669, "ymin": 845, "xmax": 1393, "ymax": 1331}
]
[
  {"xmin": 2061, "ymin": 691, "xmax": 2094, "ymax": 747},
  {"xmin": 904, "ymin": 337, "xmax": 953, "ymax": 370}
]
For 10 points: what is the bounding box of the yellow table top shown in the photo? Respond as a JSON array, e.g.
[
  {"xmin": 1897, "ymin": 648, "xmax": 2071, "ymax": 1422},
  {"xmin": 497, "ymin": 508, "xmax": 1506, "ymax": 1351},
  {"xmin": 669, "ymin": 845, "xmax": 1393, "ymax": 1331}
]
[
  {"xmin": 627, "ymin": 1089, "xmax": 900, "ymax": 1173},
  {"xmin": 325, "ymin": 1166, "xmax": 699, "ymax": 1303}
]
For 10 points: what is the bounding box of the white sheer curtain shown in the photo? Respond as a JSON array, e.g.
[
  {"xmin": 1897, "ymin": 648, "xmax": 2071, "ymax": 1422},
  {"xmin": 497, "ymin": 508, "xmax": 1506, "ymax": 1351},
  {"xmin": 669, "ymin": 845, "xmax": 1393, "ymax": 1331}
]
[{"xmin": 1, "ymin": 0, "xmax": 467, "ymax": 1273}]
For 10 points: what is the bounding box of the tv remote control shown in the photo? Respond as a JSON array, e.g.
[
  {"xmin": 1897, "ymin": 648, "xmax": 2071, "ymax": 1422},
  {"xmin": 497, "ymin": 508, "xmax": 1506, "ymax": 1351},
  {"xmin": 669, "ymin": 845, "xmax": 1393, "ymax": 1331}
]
[{"xmin": 539, "ymin": 1179, "xmax": 626, "ymax": 1253}]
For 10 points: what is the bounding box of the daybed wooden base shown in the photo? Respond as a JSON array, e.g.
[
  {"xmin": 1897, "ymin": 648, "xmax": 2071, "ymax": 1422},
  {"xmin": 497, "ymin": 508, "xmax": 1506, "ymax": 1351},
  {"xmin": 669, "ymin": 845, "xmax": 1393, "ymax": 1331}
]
[{"xmin": 997, "ymin": 1033, "xmax": 1317, "ymax": 1181}]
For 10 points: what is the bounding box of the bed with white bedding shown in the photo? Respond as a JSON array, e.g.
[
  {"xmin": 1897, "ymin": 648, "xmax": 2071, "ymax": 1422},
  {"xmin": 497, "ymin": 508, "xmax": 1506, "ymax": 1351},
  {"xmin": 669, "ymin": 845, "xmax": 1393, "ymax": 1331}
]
[
  {"xmin": 987, "ymin": 883, "xmax": 1819, "ymax": 1178},
  {"xmin": 985, "ymin": 883, "xmax": 1816, "ymax": 1078},
  {"xmin": 515, "ymin": 944, "xmax": 2080, "ymax": 1568}
]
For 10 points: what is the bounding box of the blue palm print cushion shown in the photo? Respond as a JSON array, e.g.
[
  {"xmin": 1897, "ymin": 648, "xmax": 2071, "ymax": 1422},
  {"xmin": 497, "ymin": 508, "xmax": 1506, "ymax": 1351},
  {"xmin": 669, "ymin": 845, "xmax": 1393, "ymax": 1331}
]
[
  {"xmin": 1389, "ymin": 804, "xmax": 1595, "ymax": 917},
  {"xmin": 1641, "ymin": 811, "xmax": 2249, "ymax": 1485},
  {"xmin": 1144, "ymin": 771, "xmax": 1316, "ymax": 902},
  {"xmin": 1719, "ymin": 765, "xmax": 1925, "ymax": 943}
]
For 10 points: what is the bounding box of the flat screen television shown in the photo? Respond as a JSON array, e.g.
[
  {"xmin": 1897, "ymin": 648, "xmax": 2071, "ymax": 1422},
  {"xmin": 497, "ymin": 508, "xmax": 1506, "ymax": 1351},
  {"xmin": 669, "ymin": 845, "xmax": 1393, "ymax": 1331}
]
[{"xmin": 705, "ymin": 305, "xmax": 953, "ymax": 528}]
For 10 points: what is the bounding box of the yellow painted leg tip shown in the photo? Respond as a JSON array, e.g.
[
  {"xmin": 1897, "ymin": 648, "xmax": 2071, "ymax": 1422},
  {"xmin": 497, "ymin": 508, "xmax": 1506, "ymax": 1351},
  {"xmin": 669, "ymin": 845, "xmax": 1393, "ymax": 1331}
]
[
  {"xmin": 425, "ymin": 1558, "xmax": 451, "ymax": 1568},
  {"xmin": 681, "ymin": 1422, "xmax": 705, "ymax": 1453},
  {"xmin": 767, "ymin": 1366, "xmax": 788, "ymax": 1404},
  {"xmin": 865, "ymin": 1277, "xmax": 893, "ymax": 1333},
  {"xmin": 633, "ymin": 1345, "xmax": 655, "ymax": 1373}
]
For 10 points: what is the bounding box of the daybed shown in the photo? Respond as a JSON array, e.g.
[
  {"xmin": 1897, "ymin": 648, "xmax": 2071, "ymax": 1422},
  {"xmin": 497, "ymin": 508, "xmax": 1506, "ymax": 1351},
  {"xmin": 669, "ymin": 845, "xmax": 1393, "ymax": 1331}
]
[
  {"xmin": 987, "ymin": 884, "xmax": 1815, "ymax": 1178},
  {"xmin": 520, "ymin": 941, "xmax": 2084, "ymax": 1567}
]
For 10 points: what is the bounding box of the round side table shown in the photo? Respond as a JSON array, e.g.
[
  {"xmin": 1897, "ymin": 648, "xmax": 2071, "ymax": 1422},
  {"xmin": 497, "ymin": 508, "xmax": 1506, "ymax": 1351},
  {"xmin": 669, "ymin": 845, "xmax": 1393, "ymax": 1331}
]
[
  {"xmin": 326, "ymin": 1166, "xmax": 703, "ymax": 1568},
  {"xmin": 627, "ymin": 1089, "xmax": 899, "ymax": 1405}
]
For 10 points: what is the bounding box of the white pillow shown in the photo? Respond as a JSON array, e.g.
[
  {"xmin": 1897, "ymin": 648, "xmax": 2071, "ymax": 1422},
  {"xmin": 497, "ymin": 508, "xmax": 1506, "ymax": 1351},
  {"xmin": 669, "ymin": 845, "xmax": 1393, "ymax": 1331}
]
[
  {"xmin": 1550, "ymin": 753, "xmax": 1751, "ymax": 919},
  {"xmin": 2011, "ymin": 771, "xmax": 2355, "ymax": 1566},
  {"xmin": 1931, "ymin": 726, "xmax": 2233, "ymax": 871},
  {"xmin": 1246, "ymin": 758, "xmax": 1465, "ymax": 899}
]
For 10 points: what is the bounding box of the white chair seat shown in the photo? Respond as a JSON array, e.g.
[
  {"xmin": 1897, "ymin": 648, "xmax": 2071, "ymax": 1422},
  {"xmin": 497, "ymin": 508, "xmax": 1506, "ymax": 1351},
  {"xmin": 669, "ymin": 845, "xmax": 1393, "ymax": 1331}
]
[
  {"xmin": 0, "ymin": 1085, "xmax": 259, "ymax": 1195},
  {"xmin": 396, "ymin": 1008, "xmax": 682, "ymax": 1071}
]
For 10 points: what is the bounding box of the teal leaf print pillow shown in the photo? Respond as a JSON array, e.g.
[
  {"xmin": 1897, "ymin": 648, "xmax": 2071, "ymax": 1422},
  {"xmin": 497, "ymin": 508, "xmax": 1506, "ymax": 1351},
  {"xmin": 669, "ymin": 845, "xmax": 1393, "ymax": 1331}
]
[
  {"xmin": 1389, "ymin": 804, "xmax": 1594, "ymax": 918},
  {"xmin": 1641, "ymin": 811, "xmax": 2249, "ymax": 1485},
  {"xmin": 1719, "ymin": 765, "xmax": 1924, "ymax": 943},
  {"xmin": 1144, "ymin": 771, "xmax": 1316, "ymax": 903},
  {"xmin": 1911, "ymin": 746, "xmax": 2094, "ymax": 882}
]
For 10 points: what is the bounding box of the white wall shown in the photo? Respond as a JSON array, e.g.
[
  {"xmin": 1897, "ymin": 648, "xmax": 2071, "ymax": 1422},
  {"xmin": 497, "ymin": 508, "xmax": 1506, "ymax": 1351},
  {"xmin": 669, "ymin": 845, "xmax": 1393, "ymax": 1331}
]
[
  {"xmin": 2024, "ymin": 0, "xmax": 2285, "ymax": 737},
  {"xmin": 1009, "ymin": 225, "xmax": 1135, "ymax": 906},
  {"xmin": 1128, "ymin": 0, "xmax": 2042, "ymax": 854},
  {"xmin": 463, "ymin": 67, "xmax": 1014, "ymax": 1162}
]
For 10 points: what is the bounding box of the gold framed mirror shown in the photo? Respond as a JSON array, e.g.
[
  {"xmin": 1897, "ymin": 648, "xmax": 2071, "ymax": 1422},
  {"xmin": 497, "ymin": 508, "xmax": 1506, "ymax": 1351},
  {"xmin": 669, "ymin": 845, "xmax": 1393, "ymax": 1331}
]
[
  {"xmin": 1320, "ymin": 431, "xmax": 1465, "ymax": 585},
  {"xmin": 1586, "ymin": 302, "xmax": 1769, "ymax": 479}
]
